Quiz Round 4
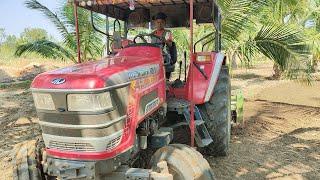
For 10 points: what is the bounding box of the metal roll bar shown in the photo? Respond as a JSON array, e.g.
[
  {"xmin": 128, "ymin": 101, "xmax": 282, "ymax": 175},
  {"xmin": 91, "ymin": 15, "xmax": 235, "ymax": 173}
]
[
  {"xmin": 113, "ymin": 19, "xmax": 121, "ymax": 35},
  {"xmin": 202, "ymin": 37, "xmax": 215, "ymax": 52},
  {"xmin": 90, "ymin": 11, "xmax": 112, "ymax": 38},
  {"xmin": 193, "ymin": 32, "xmax": 214, "ymax": 53}
]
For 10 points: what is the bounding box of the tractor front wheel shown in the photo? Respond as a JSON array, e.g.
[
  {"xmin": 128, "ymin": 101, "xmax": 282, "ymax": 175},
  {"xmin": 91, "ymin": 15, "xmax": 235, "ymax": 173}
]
[
  {"xmin": 150, "ymin": 144, "xmax": 215, "ymax": 180},
  {"xmin": 200, "ymin": 65, "xmax": 231, "ymax": 156},
  {"xmin": 12, "ymin": 140, "xmax": 43, "ymax": 180}
]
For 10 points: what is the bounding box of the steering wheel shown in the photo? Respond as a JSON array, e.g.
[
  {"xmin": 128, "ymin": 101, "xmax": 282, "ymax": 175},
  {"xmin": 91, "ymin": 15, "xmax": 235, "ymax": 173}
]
[
  {"xmin": 133, "ymin": 33, "xmax": 164, "ymax": 45},
  {"xmin": 132, "ymin": 33, "xmax": 171, "ymax": 65}
]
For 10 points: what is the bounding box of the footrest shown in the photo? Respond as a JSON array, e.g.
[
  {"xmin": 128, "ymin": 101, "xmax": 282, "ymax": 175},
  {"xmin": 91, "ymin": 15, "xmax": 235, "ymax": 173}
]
[
  {"xmin": 149, "ymin": 127, "xmax": 173, "ymax": 148},
  {"xmin": 181, "ymin": 107, "xmax": 213, "ymax": 148},
  {"xmin": 194, "ymin": 121, "xmax": 213, "ymax": 147},
  {"xmin": 195, "ymin": 120, "xmax": 205, "ymax": 126},
  {"xmin": 201, "ymin": 138, "xmax": 214, "ymax": 147}
]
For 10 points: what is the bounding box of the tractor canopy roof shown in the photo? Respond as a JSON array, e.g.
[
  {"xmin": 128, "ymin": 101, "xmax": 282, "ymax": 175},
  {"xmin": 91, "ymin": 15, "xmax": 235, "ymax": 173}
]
[{"xmin": 72, "ymin": 0, "xmax": 215, "ymax": 28}]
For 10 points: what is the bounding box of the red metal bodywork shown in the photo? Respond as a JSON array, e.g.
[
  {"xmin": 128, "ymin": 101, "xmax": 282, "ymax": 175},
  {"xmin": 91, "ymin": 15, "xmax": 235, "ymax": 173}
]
[
  {"xmin": 32, "ymin": 47, "xmax": 223, "ymax": 160},
  {"xmin": 168, "ymin": 52, "xmax": 222, "ymax": 104},
  {"xmin": 32, "ymin": 46, "xmax": 166, "ymax": 160}
]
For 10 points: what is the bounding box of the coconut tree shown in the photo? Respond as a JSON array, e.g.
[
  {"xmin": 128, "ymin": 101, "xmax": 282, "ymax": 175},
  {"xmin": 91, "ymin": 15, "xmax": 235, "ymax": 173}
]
[
  {"xmin": 172, "ymin": 0, "xmax": 311, "ymax": 80},
  {"xmin": 15, "ymin": 0, "xmax": 104, "ymax": 62},
  {"xmin": 172, "ymin": 0, "xmax": 310, "ymax": 74}
]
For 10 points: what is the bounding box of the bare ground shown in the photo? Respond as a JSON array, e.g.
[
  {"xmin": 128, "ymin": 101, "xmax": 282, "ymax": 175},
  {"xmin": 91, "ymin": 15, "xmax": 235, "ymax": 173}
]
[
  {"xmin": 210, "ymin": 100, "xmax": 320, "ymax": 179},
  {"xmin": 0, "ymin": 61, "xmax": 319, "ymax": 179}
]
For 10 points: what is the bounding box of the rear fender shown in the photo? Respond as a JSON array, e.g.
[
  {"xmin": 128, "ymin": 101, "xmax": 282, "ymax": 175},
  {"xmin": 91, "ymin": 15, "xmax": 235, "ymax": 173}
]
[{"xmin": 169, "ymin": 52, "xmax": 225, "ymax": 104}]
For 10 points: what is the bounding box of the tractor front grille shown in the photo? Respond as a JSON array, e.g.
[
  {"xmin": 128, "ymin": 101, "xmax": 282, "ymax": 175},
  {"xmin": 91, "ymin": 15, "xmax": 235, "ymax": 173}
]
[
  {"xmin": 49, "ymin": 141, "xmax": 96, "ymax": 152},
  {"xmin": 106, "ymin": 134, "xmax": 122, "ymax": 151},
  {"xmin": 34, "ymin": 87, "xmax": 129, "ymax": 153},
  {"xmin": 43, "ymin": 130, "xmax": 124, "ymax": 153}
]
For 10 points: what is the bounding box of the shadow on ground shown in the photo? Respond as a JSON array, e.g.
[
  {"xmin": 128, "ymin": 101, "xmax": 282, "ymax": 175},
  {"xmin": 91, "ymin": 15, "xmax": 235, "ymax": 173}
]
[
  {"xmin": 232, "ymin": 73, "xmax": 265, "ymax": 80},
  {"xmin": 208, "ymin": 101, "xmax": 320, "ymax": 179}
]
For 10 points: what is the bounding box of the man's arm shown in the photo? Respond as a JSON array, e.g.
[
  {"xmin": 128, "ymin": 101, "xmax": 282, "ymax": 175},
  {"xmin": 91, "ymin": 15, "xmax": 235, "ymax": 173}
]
[{"xmin": 164, "ymin": 31, "xmax": 173, "ymax": 47}]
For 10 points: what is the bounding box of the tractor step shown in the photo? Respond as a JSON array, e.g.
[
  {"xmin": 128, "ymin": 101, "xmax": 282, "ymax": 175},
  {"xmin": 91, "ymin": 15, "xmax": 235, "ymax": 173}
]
[
  {"xmin": 201, "ymin": 138, "xmax": 214, "ymax": 147},
  {"xmin": 195, "ymin": 119, "xmax": 205, "ymax": 126},
  {"xmin": 183, "ymin": 106, "xmax": 213, "ymax": 147},
  {"xmin": 167, "ymin": 98, "xmax": 213, "ymax": 147}
]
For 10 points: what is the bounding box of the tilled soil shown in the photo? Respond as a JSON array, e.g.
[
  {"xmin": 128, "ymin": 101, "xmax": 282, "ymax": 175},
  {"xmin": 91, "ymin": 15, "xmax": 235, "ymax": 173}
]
[
  {"xmin": 0, "ymin": 88, "xmax": 41, "ymax": 179},
  {"xmin": 209, "ymin": 100, "xmax": 320, "ymax": 179},
  {"xmin": 0, "ymin": 62, "xmax": 320, "ymax": 179}
]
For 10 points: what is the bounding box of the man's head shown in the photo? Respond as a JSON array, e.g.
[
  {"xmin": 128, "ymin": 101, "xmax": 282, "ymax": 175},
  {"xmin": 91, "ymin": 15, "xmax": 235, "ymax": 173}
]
[{"xmin": 154, "ymin": 12, "xmax": 167, "ymax": 30}]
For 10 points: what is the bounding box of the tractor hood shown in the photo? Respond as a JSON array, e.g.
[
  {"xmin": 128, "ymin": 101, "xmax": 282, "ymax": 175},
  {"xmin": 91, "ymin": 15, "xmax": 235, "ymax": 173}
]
[{"xmin": 31, "ymin": 46, "xmax": 162, "ymax": 90}]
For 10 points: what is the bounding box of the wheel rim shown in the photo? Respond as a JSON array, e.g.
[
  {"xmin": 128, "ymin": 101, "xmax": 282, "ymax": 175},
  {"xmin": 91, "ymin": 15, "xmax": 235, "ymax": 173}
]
[{"xmin": 168, "ymin": 164, "xmax": 184, "ymax": 180}]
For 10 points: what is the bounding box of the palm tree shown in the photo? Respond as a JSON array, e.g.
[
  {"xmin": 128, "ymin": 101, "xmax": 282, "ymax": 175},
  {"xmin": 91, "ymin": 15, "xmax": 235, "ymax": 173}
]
[
  {"xmin": 172, "ymin": 0, "xmax": 312, "ymax": 80},
  {"xmin": 15, "ymin": 0, "xmax": 104, "ymax": 62},
  {"xmin": 173, "ymin": 0, "xmax": 309, "ymax": 79}
]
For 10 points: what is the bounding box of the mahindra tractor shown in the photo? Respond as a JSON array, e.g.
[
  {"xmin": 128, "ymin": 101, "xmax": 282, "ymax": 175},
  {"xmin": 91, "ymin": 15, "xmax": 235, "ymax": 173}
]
[{"xmin": 12, "ymin": 0, "xmax": 231, "ymax": 179}]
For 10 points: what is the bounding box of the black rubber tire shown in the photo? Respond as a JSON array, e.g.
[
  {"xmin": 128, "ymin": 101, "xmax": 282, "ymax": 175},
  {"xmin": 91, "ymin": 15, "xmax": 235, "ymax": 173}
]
[
  {"xmin": 200, "ymin": 65, "xmax": 231, "ymax": 157},
  {"xmin": 12, "ymin": 140, "xmax": 42, "ymax": 180},
  {"xmin": 150, "ymin": 144, "xmax": 215, "ymax": 180},
  {"xmin": 170, "ymin": 144, "xmax": 215, "ymax": 180},
  {"xmin": 172, "ymin": 124, "xmax": 190, "ymax": 145}
]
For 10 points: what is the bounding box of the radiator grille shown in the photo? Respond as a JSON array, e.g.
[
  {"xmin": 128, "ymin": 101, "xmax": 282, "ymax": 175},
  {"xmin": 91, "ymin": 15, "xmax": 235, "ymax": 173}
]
[
  {"xmin": 49, "ymin": 141, "xmax": 96, "ymax": 152},
  {"xmin": 106, "ymin": 135, "xmax": 122, "ymax": 151}
]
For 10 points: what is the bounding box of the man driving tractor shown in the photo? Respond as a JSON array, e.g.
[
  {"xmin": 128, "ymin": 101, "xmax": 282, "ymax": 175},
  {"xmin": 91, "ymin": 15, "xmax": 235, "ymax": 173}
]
[
  {"xmin": 152, "ymin": 12, "xmax": 176, "ymax": 79},
  {"xmin": 152, "ymin": 12, "xmax": 173, "ymax": 47}
]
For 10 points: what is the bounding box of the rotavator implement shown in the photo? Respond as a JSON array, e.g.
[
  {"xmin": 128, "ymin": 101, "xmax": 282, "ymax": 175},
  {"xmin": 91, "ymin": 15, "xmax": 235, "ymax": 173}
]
[{"xmin": 12, "ymin": 0, "xmax": 232, "ymax": 179}]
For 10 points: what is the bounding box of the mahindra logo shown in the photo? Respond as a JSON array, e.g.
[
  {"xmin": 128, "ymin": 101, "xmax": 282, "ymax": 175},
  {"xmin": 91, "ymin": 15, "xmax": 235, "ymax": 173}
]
[{"xmin": 51, "ymin": 78, "xmax": 66, "ymax": 85}]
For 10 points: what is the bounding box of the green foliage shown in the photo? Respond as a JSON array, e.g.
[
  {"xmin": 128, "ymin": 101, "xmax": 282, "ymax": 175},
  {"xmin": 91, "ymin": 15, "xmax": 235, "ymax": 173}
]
[
  {"xmin": 0, "ymin": 80, "xmax": 32, "ymax": 89},
  {"xmin": 20, "ymin": 28, "xmax": 48, "ymax": 43},
  {"xmin": 171, "ymin": 0, "xmax": 312, "ymax": 77},
  {"xmin": 0, "ymin": 34, "xmax": 19, "ymax": 59},
  {"xmin": 0, "ymin": 28, "xmax": 6, "ymax": 44},
  {"xmin": 218, "ymin": 0, "xmax": 266, "ymax": 44},
  {"xmin": 15, "ymin": 40, "xmax": 74, "ymax": 61},
  {"xmin": 240, "ymin": 25, "xmax": 310, "ymax": 71},
  {"xmin": 0, "ymin": 28, "xmax": 51, "ymax": 59},
  {"xmin": 15, "ymin": 0, "xmax": 104, "ymax": 61},
  {"xmin": 220, "ymin": 0, "xmax": 314, "ymax": 80}
]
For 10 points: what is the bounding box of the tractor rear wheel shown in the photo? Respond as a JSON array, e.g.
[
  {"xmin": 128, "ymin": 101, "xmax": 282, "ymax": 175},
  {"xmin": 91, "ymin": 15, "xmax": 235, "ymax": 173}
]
[
  {"xmin": 12, "ymin": 140, "xmax": 43, "ymax": 180},
  {"xmin": 150, "ymin": 144, "xmax": 215, "ymax": 180},
  {"xmin": 200, "ymin": 65, "xmax": 231, "ymax": 156}
]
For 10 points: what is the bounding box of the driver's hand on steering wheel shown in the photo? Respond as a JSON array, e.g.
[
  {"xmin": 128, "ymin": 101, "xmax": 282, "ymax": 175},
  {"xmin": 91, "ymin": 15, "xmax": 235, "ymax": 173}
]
[{"xmin": 164, "ymin": 39, "xmax": 173, "ymax": 47}]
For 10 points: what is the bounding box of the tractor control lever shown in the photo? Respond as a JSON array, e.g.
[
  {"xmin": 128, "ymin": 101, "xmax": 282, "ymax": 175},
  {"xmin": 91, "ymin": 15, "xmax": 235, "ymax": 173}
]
[
  {"xmin": 178, "ymin": 61, "xmax": 182, "ymax": 80},
  {"xmin": 193, "ymin": 62, "xmax": 208, "ymax": 80},
  {"xmin": 184, "ymin": 51, "xmax": 187, "ymax": 82}
]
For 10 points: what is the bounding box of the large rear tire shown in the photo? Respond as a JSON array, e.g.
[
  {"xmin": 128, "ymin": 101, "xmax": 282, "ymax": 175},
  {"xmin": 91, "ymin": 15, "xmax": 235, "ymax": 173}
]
[
  {"xmin": 200, "ymin": 65, "xmax": 231, "ymax": 156},
  {"xmin": 150, "ymin": 144, "xmax": 215, "ymax": 180},
  {"xmin": 12, "ymin": 140, "xmax": 42, "ymax": 180}
]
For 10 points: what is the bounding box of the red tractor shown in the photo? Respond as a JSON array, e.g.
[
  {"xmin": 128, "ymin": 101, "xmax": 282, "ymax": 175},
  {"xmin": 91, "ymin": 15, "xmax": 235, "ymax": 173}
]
[{"xmin": 12, "ymin": 0, "xmax": 231, "ymax": 179}]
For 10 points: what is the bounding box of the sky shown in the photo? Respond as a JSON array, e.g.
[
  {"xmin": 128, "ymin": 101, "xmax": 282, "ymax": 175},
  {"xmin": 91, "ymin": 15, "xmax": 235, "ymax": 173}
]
[{"xmin": 0, "ymin": 0, "xmax": 62, "ymax": 40}]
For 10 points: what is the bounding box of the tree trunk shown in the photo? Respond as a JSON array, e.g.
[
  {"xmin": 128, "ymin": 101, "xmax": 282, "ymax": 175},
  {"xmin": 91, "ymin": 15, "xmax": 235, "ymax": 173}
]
[
  {"xmin": 312, "ymin": 58, "xmax": 318, "ymax": 72},
  {"xmin": 273, "ymin": 63, "xmax": 282, "ymax": 79},
  {"xmin": 231, "ymin": 51, "xmax": 238, "ymax": 69}
]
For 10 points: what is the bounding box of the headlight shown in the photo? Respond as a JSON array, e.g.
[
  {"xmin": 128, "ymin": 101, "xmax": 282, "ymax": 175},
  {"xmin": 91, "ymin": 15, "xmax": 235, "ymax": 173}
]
[
  {"xmin": 32, "ymin": 93, "xmax": 55, "ymax": 110},
  {"xmin": 67, "ymin": 92, "xmax": 112, "ymax": 112}
]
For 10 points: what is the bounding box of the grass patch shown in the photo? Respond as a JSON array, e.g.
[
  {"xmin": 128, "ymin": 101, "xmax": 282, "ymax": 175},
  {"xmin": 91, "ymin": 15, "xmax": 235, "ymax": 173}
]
[{"xmin": 0, "ymin": 80, "xmax": 32, "ymax": 89}]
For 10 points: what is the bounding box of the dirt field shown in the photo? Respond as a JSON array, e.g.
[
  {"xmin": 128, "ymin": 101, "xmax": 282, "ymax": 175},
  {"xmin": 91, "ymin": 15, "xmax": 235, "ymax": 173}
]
[{"xmin": 0, "ymin": 61, "xmax": 319, "ymax": 179}]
